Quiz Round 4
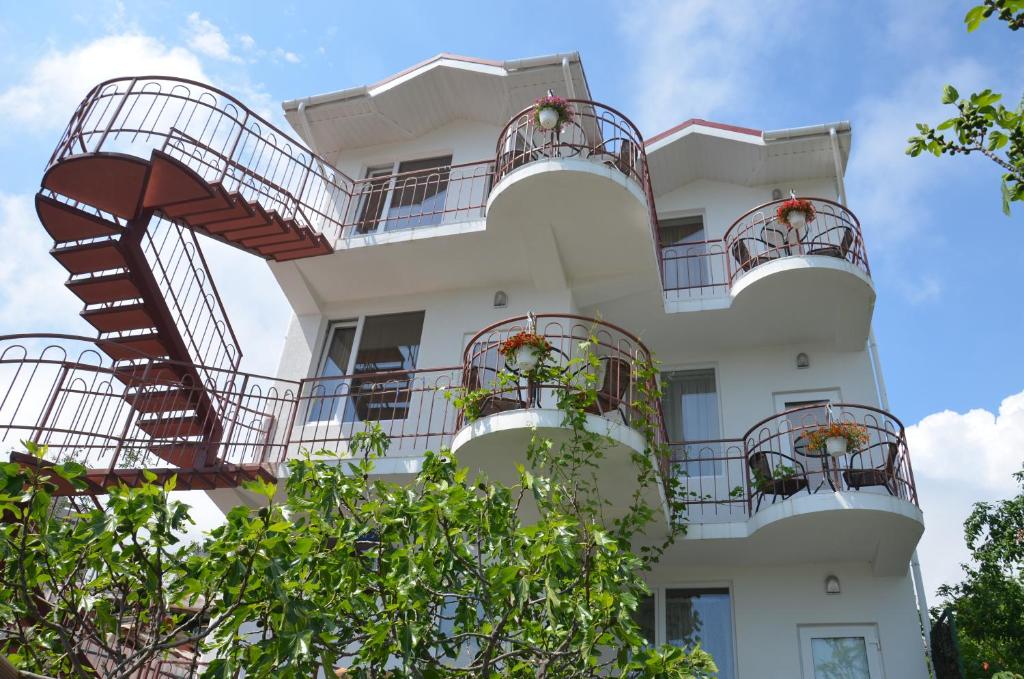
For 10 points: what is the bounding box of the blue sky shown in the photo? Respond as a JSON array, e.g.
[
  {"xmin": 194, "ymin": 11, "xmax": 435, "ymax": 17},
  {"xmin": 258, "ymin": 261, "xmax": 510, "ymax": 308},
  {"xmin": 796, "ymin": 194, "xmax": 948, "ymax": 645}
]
[{"xmin": 0, "ymin": 0, "xmax": 1021, "ymax": 599}]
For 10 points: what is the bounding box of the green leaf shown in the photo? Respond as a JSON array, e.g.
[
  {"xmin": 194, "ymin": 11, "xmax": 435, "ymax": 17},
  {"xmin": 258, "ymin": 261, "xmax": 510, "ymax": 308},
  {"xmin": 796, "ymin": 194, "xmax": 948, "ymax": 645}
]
[
  {"xmin": 142, "ymin": 469, "xmax": 158, "ymax": 483},
  {"xmin": 941, "ymin": 85, "xmax": 960, "ymax": 105},
  {"xmin": 964, "ymin": 5, "xmax": 986, "ymax": 31}
]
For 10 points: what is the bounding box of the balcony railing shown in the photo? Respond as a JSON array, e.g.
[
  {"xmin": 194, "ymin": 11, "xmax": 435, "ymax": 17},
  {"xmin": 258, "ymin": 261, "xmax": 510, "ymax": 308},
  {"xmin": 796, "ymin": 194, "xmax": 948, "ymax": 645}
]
[
  {"xmin": 2, "ymin": 334, "xmax": 917, "ymax": 522},
  {"xmin": 672, "ymin": 403, "xmax": 918, "ymax": 524},
  {"xmin": 462, "ymin": 314, "xmax": 657, "ymax": 428},
  {"xmin": 661, "ymin": 198, "xmax": 870, "ymax": 296}
]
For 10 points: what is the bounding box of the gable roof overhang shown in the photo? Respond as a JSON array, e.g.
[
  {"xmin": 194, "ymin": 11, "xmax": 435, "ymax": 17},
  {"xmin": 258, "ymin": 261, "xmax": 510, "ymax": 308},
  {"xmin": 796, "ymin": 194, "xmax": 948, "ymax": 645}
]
[
  {"xmin": 282, "ymin": 52, "xmax": 591, "ymax": 155},
  {"xmin": 645, "ymin": 118, "xmax": 853, "ymax": 194}
]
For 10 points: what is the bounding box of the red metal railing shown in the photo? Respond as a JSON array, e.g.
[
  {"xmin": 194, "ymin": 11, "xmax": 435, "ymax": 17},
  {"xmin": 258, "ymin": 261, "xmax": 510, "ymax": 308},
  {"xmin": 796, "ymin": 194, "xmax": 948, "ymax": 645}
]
[
  {"xmin": 52, "ymin": 77, "xmax": 495, "ymax": 248},
  {"xmin": 670, "ymin": 403, "xmax": 918, "ymax": 522},
  {"xmin": 462, "ymin": 314, "xmax": 657, "ymax": 428},
  {"xmin": 660, "ymin": 198, "xmax": 870, "ymax": 295},
  {"xmin": 495, "ymin": 100, "xmax": 664, "ymax": 280},
  {"xmin": 2, "ymin": 334, "xmax": 917, "ymax": 521}
]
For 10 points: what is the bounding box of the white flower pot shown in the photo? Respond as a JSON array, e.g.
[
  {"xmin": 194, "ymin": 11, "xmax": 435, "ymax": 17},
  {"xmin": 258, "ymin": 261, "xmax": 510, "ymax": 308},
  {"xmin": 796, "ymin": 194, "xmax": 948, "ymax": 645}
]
[
  {"xmin": 785, "ymin": 210, "xmax": 807, "ymax": 230},
  {"xmin": 538, "ymin": 107, "xmax": 560, "ymax": 130},
  {"xmin": 512, "ymin": 346, "xmax": 544, "ymax": 372},
  {"xmin": 825, "ymin": 436, "xmax": 848, "ymax": 456}
]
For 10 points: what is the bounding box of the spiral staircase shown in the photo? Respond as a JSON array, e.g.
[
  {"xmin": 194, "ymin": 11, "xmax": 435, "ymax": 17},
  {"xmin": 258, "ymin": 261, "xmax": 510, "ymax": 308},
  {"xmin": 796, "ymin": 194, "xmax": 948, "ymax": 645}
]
[{"xmin": 10, "ymin": 77, "xmax": 336, "ymax": 495}]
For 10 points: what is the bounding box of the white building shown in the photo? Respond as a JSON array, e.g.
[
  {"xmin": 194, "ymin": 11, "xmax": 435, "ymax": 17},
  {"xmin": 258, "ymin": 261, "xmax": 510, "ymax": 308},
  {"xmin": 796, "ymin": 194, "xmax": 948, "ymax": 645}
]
[{"xmin": 5, "ymin": 51, "xmax": 928, "ymax": 678}]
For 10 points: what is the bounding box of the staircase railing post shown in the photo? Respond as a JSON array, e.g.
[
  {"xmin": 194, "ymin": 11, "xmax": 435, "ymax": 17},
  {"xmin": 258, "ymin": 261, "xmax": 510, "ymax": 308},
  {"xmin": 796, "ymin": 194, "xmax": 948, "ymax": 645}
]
[
  {"xmin": 218, "ymin": 111, "xmax": 249, "ymax": 185},
  {"xmin": 218, "ymin": 372, "xmax": 248, "ymax": 466},
  {"xmin": 93, "ymin": 77, "xmax": 138, "ymax": 153}
]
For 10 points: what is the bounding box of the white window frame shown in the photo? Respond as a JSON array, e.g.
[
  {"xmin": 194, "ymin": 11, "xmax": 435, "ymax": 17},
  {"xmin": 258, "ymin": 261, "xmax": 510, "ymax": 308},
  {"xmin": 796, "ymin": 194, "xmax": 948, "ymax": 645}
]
[
  {"xmin": 305, "ymin": 318, "xmax": 364, "ymax": 425},
  {"xmin": 643, "ymin": 582, "xmax": 739, "ymax": 677},
  {"xmin": 798, "ymin": 624, "xmax": 884, "ymax": 679},
  {"xmin": 661, "ymin": 364, "xmax": 725, "ymax": 480},
  {"xmin": 353, "ymin": 153, "xmax": 454, "ymax": 234}
]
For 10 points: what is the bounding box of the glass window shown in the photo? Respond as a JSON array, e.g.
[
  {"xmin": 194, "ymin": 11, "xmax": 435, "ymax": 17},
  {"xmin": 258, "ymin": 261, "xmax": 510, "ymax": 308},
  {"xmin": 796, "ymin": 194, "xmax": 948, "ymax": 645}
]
[
  {"xmin": 663, "ymin": 369, "xmax": 722, "ymax": 476},
  {"xmin": 634, "ymin": 594, "xmax": 656, "ymax": 647},
  {"xmin": 665, "ymin": 588, "xmax": 735, "ymax": 679},
  {"xmin": 306, "ymin": 324, "xmax": 356, "ymax": 422},
  {"xmin": 355, "ymin": 167, "xmax": 393, "ymax": 234},
  {"xmin": 346, "ymin": 311, "xmax": 425, "ymax": 422},
  {"xmin": 810, "ymin": 637, "xmax": 871, "ymax": 678},
  {"xmin": 659, "ymin": 215, "xmax": 709, "ymax": 290},
  {"xmin": 386, "ymin": 156, "xmax": 453, "ymax": 230}
]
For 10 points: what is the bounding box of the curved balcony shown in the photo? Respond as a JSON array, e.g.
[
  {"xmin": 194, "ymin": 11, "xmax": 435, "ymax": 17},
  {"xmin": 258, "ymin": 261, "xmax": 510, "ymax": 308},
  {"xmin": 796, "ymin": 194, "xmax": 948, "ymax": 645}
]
[
  {"xmin": 486, "ymin": 102, "xmax": 662, "ymax": 287},
  {"xmin": 657, "ymin": 198, "xmax": 875, "ymax": 349},
  {"xmin": 451, "ymin": 314, "xmax": 668, "ymax": 525},
  {"xmin": 671, "ymin": 404, "xmax": 922, "ymax": 574}
]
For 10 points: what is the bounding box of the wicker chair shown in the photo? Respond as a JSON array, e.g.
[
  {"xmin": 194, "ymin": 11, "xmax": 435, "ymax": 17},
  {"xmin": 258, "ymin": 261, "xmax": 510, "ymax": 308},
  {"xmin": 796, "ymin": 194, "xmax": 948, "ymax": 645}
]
[
  {"xmin": 805, "ymin": 225, "xmax": 854, "ymax": 259},
  {"xmin": 842, "ymin": 442, "xmax": 900, "ymax": 496},
  {"xmin": 731, "ymin": 237, "xmax": 779, "ymax": 273},
  {"xmin": 749, "ymin": 451, "xmax": 810, "ymax": 511},
  {"xmin": 464, "ymin": 365, "xmax": 526, "ymax": 417}
]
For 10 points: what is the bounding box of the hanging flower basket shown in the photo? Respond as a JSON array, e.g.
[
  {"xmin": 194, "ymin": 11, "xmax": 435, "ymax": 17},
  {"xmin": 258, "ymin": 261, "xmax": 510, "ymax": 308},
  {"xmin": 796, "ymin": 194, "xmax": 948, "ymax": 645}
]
[
  {"xmin": 533, "ymin": 95, "xmax": 574, "ymax": 131},
  {"xmin": 776, "ymin": 198, "xmax": 817, "ymax": 230},
  {"xmin": 499, "ymin": 331, "xmax": 551, "ymax": 372},
  {"xmin": 805, "ymin": 422, "xmax": 869, "ymax": 456}
]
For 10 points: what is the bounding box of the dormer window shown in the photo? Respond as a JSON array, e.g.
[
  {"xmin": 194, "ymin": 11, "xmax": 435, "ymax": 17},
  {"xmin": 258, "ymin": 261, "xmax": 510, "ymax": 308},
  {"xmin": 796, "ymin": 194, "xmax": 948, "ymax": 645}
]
[{"xmin": 354, "ymin": 155, "xmax": 453, "ymax": 233}]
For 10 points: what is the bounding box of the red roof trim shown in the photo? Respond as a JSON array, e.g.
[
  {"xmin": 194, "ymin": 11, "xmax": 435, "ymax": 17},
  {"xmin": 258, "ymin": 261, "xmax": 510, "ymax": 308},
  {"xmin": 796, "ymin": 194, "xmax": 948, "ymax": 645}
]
[{"xmin": 645, "ymin": 118, "xmax": 763, "ymax": 146}]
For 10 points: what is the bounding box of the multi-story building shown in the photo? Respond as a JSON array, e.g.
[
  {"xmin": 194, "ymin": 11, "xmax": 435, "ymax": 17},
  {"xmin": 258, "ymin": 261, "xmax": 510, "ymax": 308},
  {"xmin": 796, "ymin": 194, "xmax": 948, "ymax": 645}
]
[{"xmin": 2, "ymin": 52, "xmax": 928, "ymax": 677}]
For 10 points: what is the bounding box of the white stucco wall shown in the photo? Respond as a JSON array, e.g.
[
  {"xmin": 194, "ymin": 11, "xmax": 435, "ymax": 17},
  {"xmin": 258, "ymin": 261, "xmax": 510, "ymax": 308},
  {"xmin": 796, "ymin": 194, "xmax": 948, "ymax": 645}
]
[
  {"xmin": 643, "ymin": 560, "xmax": 929, "ymax": 679},
  {"xmin": 655, "ymin": 177, "xmax": 840, "ymax": 240}
]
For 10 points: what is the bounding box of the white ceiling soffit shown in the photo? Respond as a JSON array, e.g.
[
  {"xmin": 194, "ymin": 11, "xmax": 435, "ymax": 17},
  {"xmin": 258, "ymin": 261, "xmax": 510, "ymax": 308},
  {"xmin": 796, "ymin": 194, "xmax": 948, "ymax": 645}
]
[
  {"xmin": 645, "ymin": 120, "xmax": 852, "ymax": 194},
  {"xmin": 282, "ymin": 53, "xmax": 590, "ymax": 155}
]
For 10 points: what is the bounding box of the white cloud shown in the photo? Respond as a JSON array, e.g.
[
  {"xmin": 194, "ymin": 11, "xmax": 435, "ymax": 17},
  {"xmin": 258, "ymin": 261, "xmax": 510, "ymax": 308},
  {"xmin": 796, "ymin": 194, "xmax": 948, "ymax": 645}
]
[
  {"xmin": 0, "ymin": 34, "xmax": 207, "ymax": 133},
  {"xmin": 845, "ymin": 59, "xmax": 993, "ymax": 247},
  {"xmin": 896, "ymin": 273, "xmax": 943, "ymax": 305},
  {"xmin": 0, "ymin": 193, "xmax": 91, "ymax": 332},
  {"xmin": 274, "ymin": 48, "xmax": 301, "ymax": 64},
  {"xmin": 619, "ymin": 0, "xmax": 796, "ymax": 133},
  {"xmin": 908, "ymin": 391, "xmax": 1024, "ymax": 599},
  {"xmin": 185, "ymin": 12, "xmax": 239, "ymax": 63},
  {"xmin": 237, "ymin": 33, "xmax": 256, "ymax": 51}
]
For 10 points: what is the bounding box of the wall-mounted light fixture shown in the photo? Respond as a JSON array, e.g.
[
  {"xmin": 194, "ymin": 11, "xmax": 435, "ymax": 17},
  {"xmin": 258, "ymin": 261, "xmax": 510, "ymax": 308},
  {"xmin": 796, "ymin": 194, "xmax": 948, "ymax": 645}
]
[
  {"xmin": 825, "ymin": 574, "xmax": 841, "ymax": 594},
  {"xmin": 493, "ymin": 290, "xmax": 508, "ymax": 308},
  {"xmin": 772, "ymin": 188, "xmax": 783, "ymax": 201},
  {"xmin": 796, "ymin": 352, "xmax": 810, "ymax": 369}
]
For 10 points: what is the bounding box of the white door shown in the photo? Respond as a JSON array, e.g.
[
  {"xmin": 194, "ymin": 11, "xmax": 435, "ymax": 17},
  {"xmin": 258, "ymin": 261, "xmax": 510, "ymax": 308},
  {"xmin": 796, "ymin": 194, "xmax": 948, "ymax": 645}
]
[{"xmin": 799, "ymin": 625, "xmax": 885, "ymax": 679}]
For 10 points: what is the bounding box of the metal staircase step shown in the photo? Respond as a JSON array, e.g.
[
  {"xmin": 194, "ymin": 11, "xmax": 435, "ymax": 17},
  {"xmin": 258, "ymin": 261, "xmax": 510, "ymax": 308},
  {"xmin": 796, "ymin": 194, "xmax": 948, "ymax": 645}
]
[
  {"xmin": 66, "ymin": 272, "xmax": 140, "ymax": 305},
  {"xmin": 51, "ymin": 239, "xmax": 126, "ymax": 275},
  {"xmin": 41, "ymin": 153, "xmax": 149, "ymax": 218},
  {"xmin": 147, "ymin": 442, "xmax": 211, "ymax": 468},
  {"xmin": 112, "ymin": 361, "xmax": 190, "ymax": 386},
  {"xmin": 81, "ymin": 303, "xmax": 156, "ymax": 333},
  {"xmin": 272, "ymin": 237, "xmax": 333, "ymax": 261},
  {"xmin": 36, "ymin": 194, "xmax": 120, "ymax": 243},
  {"xmin": 185, "ymin": 196, "xmax": 255, "ymax": 226},
  {"xmin": 203, "ymin": 201, "xmax": 273, "ymax": 234},
  {"xmin": 124, "ymin": 388, "xmax": 196, "ymax": 414},
  {"xmin": 138, "ymin": 414, "xmax": 207, "ymax": 438},
  {"xmin": 100, "ymin": 333, "xmax": 170, "ymax": 361}
]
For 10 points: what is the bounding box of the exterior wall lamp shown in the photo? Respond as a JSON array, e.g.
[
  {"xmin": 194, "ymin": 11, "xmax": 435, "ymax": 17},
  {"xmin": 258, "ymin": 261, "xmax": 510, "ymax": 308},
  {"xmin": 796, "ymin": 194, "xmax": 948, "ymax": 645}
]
[
  {"xmin": 825, "ymin": 574, "xmax": 841, "ymax": 594},
  {"xmin": 796, "ymin": 352, "xmax": 810, "ymax": 369},
  {"xmin": 493, "ymin": 290, "xmax": 508, "ymax": 308}
]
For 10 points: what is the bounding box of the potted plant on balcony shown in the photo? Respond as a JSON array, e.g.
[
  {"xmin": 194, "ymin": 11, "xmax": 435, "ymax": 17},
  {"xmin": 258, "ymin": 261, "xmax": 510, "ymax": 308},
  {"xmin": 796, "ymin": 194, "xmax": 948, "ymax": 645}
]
[
  {"xmin": 776, "ymin": 197, "xmax": 817, "ymax": 231},
  {"xmin": 499, "ymin": 331, "xmax": 551, "ymax": 372},
  {"xmin": 805, "ymin": 422, "xmax": 869, "ymax": 456},
  {"xmin": 533, "ymin": 94, "xmax": 574, "ymax": 131}
]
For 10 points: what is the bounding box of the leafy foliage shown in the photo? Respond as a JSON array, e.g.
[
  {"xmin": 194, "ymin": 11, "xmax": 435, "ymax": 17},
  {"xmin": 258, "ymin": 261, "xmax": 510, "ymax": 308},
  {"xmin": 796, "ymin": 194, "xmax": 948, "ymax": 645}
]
[
  {"xmin": 1, "ymin": 341, "xmax": 716, "ymax": 677},
  {"xmin": 906, "ymin": 3, "xmax": 1024, "ymax": 214},
  {"xmin": 935, "ymin": 468, "xmax": 1024, "ymax": 678}
]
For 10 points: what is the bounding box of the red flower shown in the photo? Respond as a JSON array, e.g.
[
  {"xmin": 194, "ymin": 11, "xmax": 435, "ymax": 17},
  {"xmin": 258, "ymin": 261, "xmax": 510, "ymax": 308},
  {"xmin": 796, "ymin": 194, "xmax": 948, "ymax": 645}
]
[
  {"xmin": 776, "ymin": 198, "xmax": 816, "ymax": 225},
  {"xmin": 499, "ymin": 331, "xmax": 551, "ymax": 356}
]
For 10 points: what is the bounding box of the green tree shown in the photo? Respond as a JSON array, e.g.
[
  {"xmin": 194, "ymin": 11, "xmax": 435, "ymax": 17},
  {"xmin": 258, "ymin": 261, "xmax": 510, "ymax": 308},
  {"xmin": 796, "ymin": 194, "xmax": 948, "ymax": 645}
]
[
  {"xmin": 936, "ymin": 467, "xmax": 1024, "ymax": 678},
  {"xmin": 1, "ymin": 343, "xmax": 715, "ymax": 677},
  {"xmin": 907, "ymin": 1, "xmax": 1024, "ymax": 214}
]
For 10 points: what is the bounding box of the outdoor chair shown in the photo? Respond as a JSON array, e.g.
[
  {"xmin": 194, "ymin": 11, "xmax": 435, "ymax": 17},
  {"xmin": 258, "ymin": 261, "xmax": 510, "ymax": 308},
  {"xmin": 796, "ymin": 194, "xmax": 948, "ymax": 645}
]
[
  {"xmin": 464, "ymin": 365, "xmax": 526, "ymax": 417},
  {"xmin": 805, "ymin": 225, "xmax": 855, "ymax": 260},
  {"xmin": 731, "ymin": 237, "xmax": 779, "ymax": 273},
  {"xmin": 842, "ymin": 442, "xmax": 900, "ymax": 496},
  {"xmin": 749, "ymin": 450, "xmax": 810, "ymax": 511}
]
